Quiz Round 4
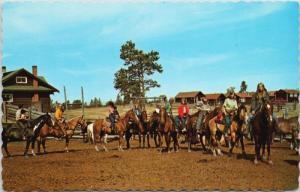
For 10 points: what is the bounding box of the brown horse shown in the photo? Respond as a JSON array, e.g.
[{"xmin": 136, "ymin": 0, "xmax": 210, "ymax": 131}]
[
  {"xmin": 158, "ymin": 107, "xmax": 179, "ymax": 153},
  {"xmin": 276, "ymin": 116, "xmax": 299, "ymax": 152},
  {"xmin": 37, "ymin": 116, "xmax": 87, "ymax": 153},
  {"xmin": 228, "ymin": 104, "xmax": 248, "ymax": 157},
  {"xmin": 92, "ymin": 119, "xmax": 112, "ymax": 152},
  {"xmin": 252, "ymin": 101, "xmax": 274, "ymax": 165},
  {"xmin": 115, "ymin": 109, "xmax": 144, "ymax": 151},
  {"xmin": 206, "ymin": 105, "xmax": 229, "ymax": 156},
  {"xmin": 186, "ymin": 111, "xmax": 201, "ymax": 152}
]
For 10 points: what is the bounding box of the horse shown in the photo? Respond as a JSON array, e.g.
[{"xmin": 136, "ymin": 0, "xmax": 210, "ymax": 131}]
[
  {"xmin": 90, "ymin": 119, "xmax": 112, "ymax": 152},
  {"xmin": 138, "ymin": 110, "xmax": 150, "ymax": 148},
  {"xmin": 207, "ymin": 105, "xmax": 230, "ymax": 156},
  {"xmin": 228, "ymin": 104, "xmax": 248, "ymax": 157},
  {"xmin": 186, "ymin": 111, "xmax": 201, "ymax": 152},
  {"xmin": 276, "ymin": 116, "xmax": 299, "ymax": 152},
  {"xmin": 158, "ymin": 107, "xmax": 179, "ymax": 153},
  {"xmin": 37, "ymin": 116, "xmax": 87, "ymax": 153},
  {"xmin": 252, "ymin": 101, "xmax": 275, "ymax": 165},
  {"xmin": 2, "ymin": 113, "xmax": 53, "ymax": 158},
  {"xmin": 115, "ymin": 109, "xmax": 144, "ymax": 151}
]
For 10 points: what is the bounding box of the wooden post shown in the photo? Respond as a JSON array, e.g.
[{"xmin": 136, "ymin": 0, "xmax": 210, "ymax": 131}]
[
  {"xmin": 81, "ymin": 86, "xmax": 85, "ymax": 117},
  {"xmin": 64, "ymin": 86, "xmax": 68, "ymax": 111}
]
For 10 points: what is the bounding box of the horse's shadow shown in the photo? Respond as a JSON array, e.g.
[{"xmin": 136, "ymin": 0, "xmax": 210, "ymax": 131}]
[
  {"xmin": 284, "ymin": 159, "xmax": 299, "ymax": 166},
  {"xmin": 36, "ymin": 149, "xmax": 82, "ymax": 156}
]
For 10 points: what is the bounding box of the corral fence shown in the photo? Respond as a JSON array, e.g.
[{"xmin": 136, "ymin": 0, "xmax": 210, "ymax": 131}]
[{"xmin": 2, "ymin": 103, "xmax": 85, "ymax": 139}]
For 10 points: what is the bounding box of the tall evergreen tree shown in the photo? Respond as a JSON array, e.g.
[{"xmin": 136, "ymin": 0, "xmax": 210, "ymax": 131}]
[{"xmin": 114, "ymin": 40, "xmax": 163, "ymax": 103}]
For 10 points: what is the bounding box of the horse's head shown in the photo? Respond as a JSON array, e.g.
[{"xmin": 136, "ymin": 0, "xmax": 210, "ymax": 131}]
[
  {"xmin": 126, "ymin": 109, "xmax": 144, "ymax": 133},
  {"xmin": 141, "ymin": 110, "xmax": 148, "ymax": 123},
  {"xmin": 44, "ymin": 113, "xmax": 54, "ymax": 127},
  {"xmin": 78, "ymin": 115, "xmax": 88, "ymax": 132},
  {"xmin": 261, "ymin": 101, "xmax": 274, "ymax": 126},
  {"xmin": 238, "ymin": 104, "xmax": 248, "ymax": 122}
]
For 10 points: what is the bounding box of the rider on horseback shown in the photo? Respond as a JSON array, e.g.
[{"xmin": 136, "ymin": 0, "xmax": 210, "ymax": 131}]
[
  {"xmin": 161, "ymin": 96, "xmax": 173, "ymax": 117},
  {"xmin": 15, "ymin": 104, "xmax": 29, "ymax": 140},
  {"xmin": 175, "ymin": 98, "xmax": 189, "ymax": 132},
  {"xmin": 223, "ymin": 88, "xmax": 238, "ymax": 137},
  {"xmin": 108, "ymin": 101, "xmax": 120, "ymax": 134},
  {"xmin": 249, "ymin": 83, "xmax": 278, "ymax": 132},
  {"xmin": 54, "ymin": 103, "xmax": 67, "ymax": 137},
  {"xmin": 196, "ymin": 97, "xmax": 211, "ymax": 134}
]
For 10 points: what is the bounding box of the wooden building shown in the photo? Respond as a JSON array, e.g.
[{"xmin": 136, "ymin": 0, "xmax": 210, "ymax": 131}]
[
  {"xmin": 2, "ymin": 65, "xmax": 59, "ymax": 112},
  {"xmin": 271, "ymin": 89, "xmax": 299, "ymax": 104},
  {"xmin": 175, "ymin": 91, "xmax": 205, "ymax": 104},
  {"xmin": 235, "ymin": 92, "xmax": 253, "ymax": 104},
  {"xmin": 204, "ymin": 93, "xmax": 226, "ymax": 106}
]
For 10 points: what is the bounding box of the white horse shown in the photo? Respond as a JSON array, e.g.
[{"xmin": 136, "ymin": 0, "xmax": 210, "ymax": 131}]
[{"xmin": 87, "ymin": 122, "xmax": 108, "ymax": 145}]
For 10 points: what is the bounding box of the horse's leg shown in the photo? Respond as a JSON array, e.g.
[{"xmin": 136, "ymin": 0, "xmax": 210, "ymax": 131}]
[
  {"xmin": 31, "ymin": 138, "xmax": 36, "ymax": 156},
  {"xmin": 94, "ymin": 133, "xmax": 100, "ymax": 152},
  {"xmin": 125, "ymin": 130, "xmax": 131, "ymax": 149},
  {"xmin": 229, "ymin": 131, "xmax": 236, "ymax": 156},
  {"xmin": 267, "ymin": 135, "xmax": 273, "ymax": 165},
  {"xmin": 158, "ymin": 132, "xmax": 163, "ymax": 152},
  {"xmin": 100, "ymin": 135, "xmax": 108, "ymax": 152},
  {"xmin": 118, "ymin": 132, "xmax": 124, "ymax": 151},
  {"xmin": 240, "ymin": 133, "xmax": 246, "ymax": 157},
  {"xmin": 147, "ymin": 132, "xmax": 150, "ymax": 148},
  {"xmin": 154, "ymin": 132, "xmax": 159, "ymax": 148},
  {"xmin": 42, "ymin": 138, "xmax": 47, "ymax": 153},
  {"xmin": 65, "ymin": 137, "xmax": 69, "ymax": 152},
  {"xmin": 165, "ymin": 132, "xmax": 171, "ymax": 153},
  {"xmin": 199, "ymin": 134, "xmax": 207, "ymax": 152},
  {"xmin": 254, "ymin": 136, "xmax": 260, "ymax": 164},
  {"xmin": 138, "ymin": 132, "xmax": 142, "ymax": 148},
  {"xmin": 187, "ymin": 131, "xmax": 192, "ymax": 153},
  {"xmin": 37, "ymin": 139, "xmax": 41, "ymax": 154},
  {"xmin": 24, "ymin": 139, "xmax": 30, "ymax": 157},
  {"xmin": 2, "ymin": 137, "xmax": 11, "ymax": 158}
]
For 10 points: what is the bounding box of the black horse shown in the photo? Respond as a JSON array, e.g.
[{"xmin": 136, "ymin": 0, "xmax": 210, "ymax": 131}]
[
  {"xmin": 2, "ymin": 113, "xmax": 53, "ymax": 158},
  {"xmin": 252, "ymin": 101, "xmax": 275, "ymax": 165}
]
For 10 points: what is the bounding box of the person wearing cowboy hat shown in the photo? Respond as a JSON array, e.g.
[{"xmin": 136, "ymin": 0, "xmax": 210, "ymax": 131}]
[
  {"xmin": 223, "ymin": 88, "xmax": 238, "ymax": 137},
  {"xmin": 196, "ymin": 97, "xmax": 211, "ymax": 134}
]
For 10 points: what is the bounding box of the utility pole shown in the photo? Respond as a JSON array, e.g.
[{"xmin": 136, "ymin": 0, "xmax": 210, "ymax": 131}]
[{"xmin": 81, "ymin": 86, "xmax": 85, "ymax": 117}]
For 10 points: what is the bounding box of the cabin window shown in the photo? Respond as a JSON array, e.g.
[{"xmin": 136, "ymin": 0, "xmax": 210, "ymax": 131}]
[
  {"xmin": 3, "ymin": 94, "xmax": 13, "ymax": 102},
  {"xmin": 16, "ymin": 76, "xmax": 27, "ymax": 84}
]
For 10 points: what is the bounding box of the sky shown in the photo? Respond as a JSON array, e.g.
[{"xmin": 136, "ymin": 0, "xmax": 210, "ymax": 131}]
[{"xmin": 3, "ymin": 1, "xmax": 299, "ymax": 103}]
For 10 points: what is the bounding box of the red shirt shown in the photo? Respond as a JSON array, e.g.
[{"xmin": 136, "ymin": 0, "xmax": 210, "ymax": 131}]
[{"xmin": 178, "ymin": 104, "xmax": 189, "ymax": 118}]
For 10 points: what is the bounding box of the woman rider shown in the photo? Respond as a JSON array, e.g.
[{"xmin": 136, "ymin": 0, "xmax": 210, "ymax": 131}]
[
  {"xmin": 249, "ymin": 82, "xmax": 278, "ymax": 131},
  {"xmin": 223, "ymin": 88, "xmax": 238, "ymax": 137}
]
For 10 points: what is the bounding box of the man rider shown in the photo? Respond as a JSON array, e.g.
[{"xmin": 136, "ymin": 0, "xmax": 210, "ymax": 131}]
[
  {"xmin": 196, "ymin": 97, "xmax": 211, "ymax": 134},
  {"xmin": 175, "ymin": 98, "xmax": 190, "ymax": 132},
  {"xmin": 161, "ymin": 96, "xmax": 173, "ymax": 117},
  {"xmin": 54, "ymin": 104, "xmax": 67, "ymax": 137},
  {"xmin": 16, "ymin": 104, "xmax": 28, "ymax": 140},
  {"xmin": 223, "ymin": 88, "xmax": 238, "ymax": 137}
]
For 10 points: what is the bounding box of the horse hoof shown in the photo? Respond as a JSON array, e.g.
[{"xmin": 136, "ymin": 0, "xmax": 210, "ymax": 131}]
[
  {"xmin": 188, "ymin": 150, "xmax": 191, "ymax": 153},
  {"xmin": 25, "ymin": 155, "xmax": 29, "ymax": 159},
  {"xmin": 268, "ymin": 160, "xmax": 273, "ymax": 165},
  {"xmin": 254, "ymin": 159, "xmax": 258, "ymax": 165}
]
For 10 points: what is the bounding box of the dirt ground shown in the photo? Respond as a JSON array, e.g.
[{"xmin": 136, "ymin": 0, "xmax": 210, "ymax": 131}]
[{"xmin": 2, "ymin": 137, "xmax": 299, "ymax": 191}]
